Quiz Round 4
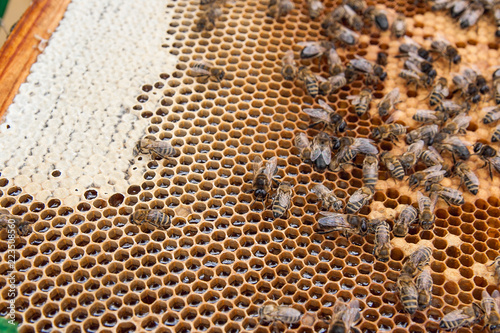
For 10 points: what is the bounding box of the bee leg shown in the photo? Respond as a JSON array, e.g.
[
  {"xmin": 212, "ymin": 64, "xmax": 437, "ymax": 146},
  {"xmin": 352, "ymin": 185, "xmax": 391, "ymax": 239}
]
[
  {"xmin": 489, "ymin": 161, "xmax": 494, "ymax": 180},
  {"xmin": 272, "ymin": 178, "xmax": 281, "ymax": 189},
  {"xmin": 308, "ymin": 122, "xmax": 323, "ymax": 129}
]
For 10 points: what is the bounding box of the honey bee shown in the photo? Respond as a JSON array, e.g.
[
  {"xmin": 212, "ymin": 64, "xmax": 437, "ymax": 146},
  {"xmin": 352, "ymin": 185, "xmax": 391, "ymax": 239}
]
[
  {"xmin": 312, "ymin": 184, "xmax": 343, "ymax": 212},
  {"xmin": 417, "ymin": 191, "xmax": 437, "ymax": 230},
  {"xmin": 134, "ymin": 138, "xmax": 179, "ymax": 159},
  {"xmin": 374, "ymin": 220, "xmax": 391, "ymax": 261},
  {"xmin": 371, "ymin": 123, "xmax": 407, "ymax": 142},
  {"xmin": 346, "ymin": 186, "xmax": 374, "ymax": 214},
  {"xmin": 408, "ymin": 165, "xmax": 445, "ymax": 190},
  {"xmin": 326, "ymin": 22, "xmax": 359, "ymax": 45},
  {"xmin": 398, "ymin": 36, "xmax": 433, "ymax": 63},
  {"xmin": 415, "ymin": 266, "xmax": 433, "ymax": 310},
  {"xmin": 311, "ymin": 132, "xmax": 334, "ymax": 172},
  {"xmin": 267, "ymin": 0, "xmax": 294, "ymax": 18},
  {"xmin": 452, "ymin": 161, "xmax": 479, "ymax": 195},
  {"xmin": 396, "ymin": 272, "xmax": 419, "ymax": 314},
  {"xmin": 493, "ymin": 68, "xmax": 500, "ymax": 105},
  {"xmin": 331, "ymin": 137, "xmax": 378, "ymax": 170},
  {"xmin": 329, "ymin": 299, "xmax": 362, "ymax": 333},
  {"xmin": 316, "ymin": 212, "xmax": 369, "ymax": 237},
  {"xmin": 490, "ymin": 256, "xmax": 500, "ymax": 282},
  {"xmin": 321, "ymin": 6, "xmax": 347, "ymax": 30},
  {"xmin": 452, "ymin": 73, "xmax": 480, "ymax": 104},
  {"xmin": 482, "ymin": 106, "xmax": 500, "ymax": 125},
  {"xmin": 344, "ymin": 63, "xmax": 359, "ymax": 83},
  {"xmin": 196, "ymin": 5, "xmax": 223, "ymax": 31},
  {"xmin": 406, "ymin": 124, "xmax": 439, "ymax": 145},
  {"xmin": 298, "ymin": 66, "xmax": 319, "ymax": 97},
  {"xmin": 459, "ymin": 1, "xmax": 484, "ymax": 29},
  {"xmin": 364, "ymin": 6, "xmax": 389, "ymax": 31},
  {"xmin": 378, "ymin": 88, "xmax": 401, "ymax": 117},
  {"xmin": 190, "ymin": 59, "xmax": 225, "ymax": 82},
  {"xmin": 343, "ymin": 0, "xmax": 367, "ymax": 13},
  {"xmin": 281, "ymin": 50, "xmax": 297, "ymax": 81},
  {"xmin": 376, "ymin": 51, "xmax": 388, "ymax": 67},
  {"xmin": 391, "ymin": 14, "xmax": 407, "ymax": 38},
  {"xmin": 441, "ymin": 114, "xmax": 471, "ymax": 136},
  {"xmin": 481, "ymin": 290, "xmax": 500, "ymax": 333},
  {"xmin": 315, "ymin": 74, "xmax": 348, "ymax": 95},
  {"xmin": 259, "ymin": 304, "xmax": 303, "ymax": 326},
  {"xmin": 304, "ymin": 99, "xmax": 347, "ymax": 133},
  {"xmin": 393, "ymin": 205, "xmax": 418, "ymax": 237},
  {"xmin": 430, "ymin": 34, "xmax": 461, "ymax": 69},
  {"xmin": 399, "ymin": 68, "xmax": 431, "ymax": 89},
  {"xmin": 473, "ymin": 142, "xmax": 500, "ymax": 179},
  {"xmin": 347, "ymin": 88, "xmax": 372, "ymax": 117},
  {"xmin": 252, "ymin": 156, "xmax": 279, "ymax": 202},
  {"xmin": 428, "ymin": 183, "xmax": 465, "ymax": 206},
  {"xmin": 271, "ymin": 181, "xmax": 293, "ymax": 219},
  {"xmin": 307, "ymin": 0, "xmax": 325, "ymax": 19},
  {"xmin": 434, "ymin": 101, "xmax": 469, "ymax": 117},
  {"xmin": 400, "ymin": 140, "xmax": 425, "ymax": 171},
  {"xmin": 419, "ymin": 146, "xmax": 444, "ymax": 167},
  {"xmin": 380, "ymin": 152, "xmax": 405, "ymax": 180},
  {"xmin": 327, "ymin": 48, "xmax": 344, "ymax": 76},
  {"xmin": 433, "ymin": 134, "xmax": 471, "ymax": 161},
  {"xmin": 343, "ymin": 4, "xmax": 363, "ymax": 31},
  {"xmin": 439, "ymin": 303, "xmax": 484, "ymax": 331},
  {"xmin": 294, "ymin": 132, "xmax": 312, "ymax": 161},
  {"xmin": 350, "ymin": 55, "xmax": 387, "ymax": 85},
  {"xmin": 464, "ymin": 67, "xmax": 490, "ymax": 95},
  {"xmin": 0, "ymin": 213, "xmax": 32, "ymax": 236},
  {"xmin": 428, "ymin": 77, "xmax": 449, "ymax": 107},
  {"xmin": 404, "ymin": 54, "xmax": 437, "ymax": 84},
  {"xmin": 362, "ymin": 154, "xmax": 379, "ymax": 189},
  {"xmin": 402, "ymin": 245, "xmax": 433, "ymax": 276},
  {"xmin": 130, "ymin": 209, "xmax": 171, "ymax": 229},
  {"xmin": 298, "ymin": 40, "xmax": 333, "ymax": 60},
  {"xmin": 412, "ymin": 109, "xmax": 448, "ymax": 125}
]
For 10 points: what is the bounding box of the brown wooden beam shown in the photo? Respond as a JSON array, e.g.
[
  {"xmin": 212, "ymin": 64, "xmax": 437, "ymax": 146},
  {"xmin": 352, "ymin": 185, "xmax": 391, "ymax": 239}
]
[{"xmin": 0, "ymin": 0, "xmax": 71, "ymax": 119}]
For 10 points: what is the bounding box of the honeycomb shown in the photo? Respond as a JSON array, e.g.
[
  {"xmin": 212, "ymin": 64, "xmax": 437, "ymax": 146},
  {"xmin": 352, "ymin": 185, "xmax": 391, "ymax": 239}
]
[{"xmin": 0, "ymin": 0, "xmax": 500, "ymax": 332}]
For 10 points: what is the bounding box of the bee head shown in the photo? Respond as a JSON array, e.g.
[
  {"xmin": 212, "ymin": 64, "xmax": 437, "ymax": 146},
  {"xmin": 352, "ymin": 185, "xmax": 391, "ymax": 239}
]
[
  {"xmin": 371, "ymin": 127, "xmax": 380, "ymax": 138},
  {"xmin": 254, "ymin": 189, "xmax": 268, "ymax": 200},
  {"xmin": 471, "ymin": 94, "xmax": 481, "ymax": 104},
  {"xmin": 452, "ymin": 54, "xmax": 461, "ymax": 64},
  {"xmin": 473, "ymin": 142, "xmax": 483, "ymax": 154},
  {"xmin": 217, "ymin": 71, "xmax": 225, "ymax": 82}
]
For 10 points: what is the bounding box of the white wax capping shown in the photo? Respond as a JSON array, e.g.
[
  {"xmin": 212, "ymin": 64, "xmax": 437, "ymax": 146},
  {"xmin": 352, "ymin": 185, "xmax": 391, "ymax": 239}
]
[{"xmin": 0, "ymin": 0, "xmax": 177, "ymax": 206}]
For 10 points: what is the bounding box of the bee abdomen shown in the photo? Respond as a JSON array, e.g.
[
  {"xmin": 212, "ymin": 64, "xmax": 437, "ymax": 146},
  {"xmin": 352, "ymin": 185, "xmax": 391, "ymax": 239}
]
[
  {"xmin": 346, "ymin": 201, "xmax": 363, "ymax": 214},
  {"xmin": 401, "ymin": 295, "xmax": 418, "ymax": 314},
  {"xmin": 272, "ymin": 205, "xmax": 287, "ymax": 218},
  {"xmin": 305, "ymin": 79, "xmax": 319, "ymax": 97}
]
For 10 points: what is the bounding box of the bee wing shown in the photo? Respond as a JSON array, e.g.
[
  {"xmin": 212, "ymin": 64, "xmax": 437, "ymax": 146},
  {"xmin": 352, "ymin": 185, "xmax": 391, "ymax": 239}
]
[
  {"xmin": 403, "ymin": 35, "xmax": 420, "ymax": 47},
  {"xmin": 492, "ymin": 290, "xmax": 500, "ymax": 308},
  {"xmin": 427, "ymin": 146, "xmax": 444, "ymax": 163},
  {"xmin": 191, "ymin": 59, "xmax": 214, "ymax": 76},
  {"xmin": 348, "ymin": 188, "xmax": 368, "ymax": 202},
  {"xmin": 276, "ymin": 307, "xmax": 302, "ymax": 322},
  {"xmin": 415, "ymin": 109, "xmax": 438, "ymax": 120},
  {"xmin": 462, "ymin": 167, "xmax": 479, "ymax": 184},
  {"xmin": 264, "ymin": 156, "xmax": 278, "ymax": 178},
  {"xmin": 309, "ymin": 0, "xmax": 325, "ymax": 11},
  {"xmin": 424, "ymin": 169, "xmax": 446, "ymax": 180},
  {"xmin": 342, "ymin": 305, "xmax": 361, "ymax": 328},
  {"xmin": 352, "ymin": 138, "xmax": 378, "ymax": 155},
  {"xmin": 453, "ymin": 114, "xmax": 471, "ymax": 128},
  {"xmin": 346, "ymin": 94, "xmax": 361, "ymax": 105},
  {"xmin": 417, "ymin": 191, "xmax": 430, "ymax": 212},
  {"xmin": 278, "ymin": 188, "xmax": 293, "ymax": 208},
  {"xmin": 298, "ymin": 42, "xmax": 325, "ymax": 58},
  {"xmin": 294, "ymin": 133, "xmax": 311, "ymax": 149},
  {"xmin": 482, "ymin": 290, "xmax": 493, "ymax": 317},
  {"xmin": 311, "ymin": 184, "xmax": 328, "ymax": 195},
  {"xmin": 423, "ymin": 164, "xmax": 443, "ymax": 173},
  {"xmin": 253, "ymin": 156, "xmax": 263, "ymax": 174},
  {"xmin": 443, "ymin": 136, "xmax": 471, "ymax": 147},
  {"xmin": 317, "ymin": 212, "xmax": 350, "ymax": 228},
  {"xmin": 303, "ymin": 108, "xmax": 330, "ymax": 122},
  {"xmin": 282, "ymin": 50, "xmax": 295, "ymax": 64},
  {"xmin": 318, "ymin": 99, "xmax": 335, "ymax": 113},
  {"xmin": 327, "ymin": 48, "xmax": 341, "ymax": 65},
  {"xmin": 491, "ymin": 157, "xmax": 500, "ymax": 172},
  {"xmin": 310, "ymin": 143, "xmax": 331, "ymax": 164},
  {"xmin": 434, "ymin": 32, "xmax": 451, "ymax": 46},
  {"xmin": 314, "ymin": 74, "xmax": 327, "ymax": 83},
  {"xmin": 350, "ymin": 58, "xmax": 371, "ymax": 72},
  {"xmin": 408, "ymin": 51, "xmax": 426, "ymax": 63},
  {"xmin": 442, "ymin": 308, "xmax": 473, "ymax": 322},
  {"xmin": 386, "ymin": 88, "xmax": 399, "ymax": 103},
  {"xmin": 385, "ymin": 110, "xmax": 404, "ymax": 124},
  {"xmin": 332, "ymin": 300, "xmax": 348, "ymax": 313},
  {"xmin": 429, "ymin": 192, "xmax": 438, "ymax": 210},
  {"xmin": 407, "ymin": 140, "xmax": 425, "ymax": 154}
]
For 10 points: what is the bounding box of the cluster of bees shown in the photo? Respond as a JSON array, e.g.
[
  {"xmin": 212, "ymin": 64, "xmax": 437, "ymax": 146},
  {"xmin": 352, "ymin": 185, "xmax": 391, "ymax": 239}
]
[
  {"xmin": 429, "ymin": 0, "xmax": 500, "ymax": 38},
  {"xmin": 0, "ymin": 211, "xmax": 32, "ymax": 236}
]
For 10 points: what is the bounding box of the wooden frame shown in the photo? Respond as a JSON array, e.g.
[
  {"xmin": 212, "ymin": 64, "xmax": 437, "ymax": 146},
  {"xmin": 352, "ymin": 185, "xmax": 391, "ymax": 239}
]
[{"xmin": 0, "ymin": 0, "xmax": 70, "ymax": 119}]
